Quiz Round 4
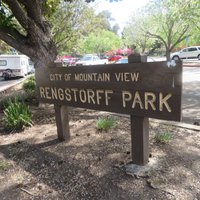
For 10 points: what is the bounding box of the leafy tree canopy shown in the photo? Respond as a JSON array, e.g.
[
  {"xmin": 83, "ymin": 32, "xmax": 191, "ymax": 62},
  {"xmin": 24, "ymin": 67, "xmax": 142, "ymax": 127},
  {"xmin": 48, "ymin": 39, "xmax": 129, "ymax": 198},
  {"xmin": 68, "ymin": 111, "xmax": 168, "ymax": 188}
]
[
  {"xmin": 0, "ymin": 0, "xmax": 120, "ymax": 67},
  {"xmin": 78, "ymin": 29, "xmax": 121, "ymax": 55},
  {"xmin": 123, "ymin": 0, "xmax": 200, "ymax": 60}
]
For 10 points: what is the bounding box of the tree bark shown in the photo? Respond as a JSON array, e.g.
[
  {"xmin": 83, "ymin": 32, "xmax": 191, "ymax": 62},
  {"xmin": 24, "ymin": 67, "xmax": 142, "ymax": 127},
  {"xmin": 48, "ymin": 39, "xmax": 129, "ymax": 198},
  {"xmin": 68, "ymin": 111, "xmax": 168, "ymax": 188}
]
[
  {"xmin": 1, "ymin": 0, "xmax": 57, "ymax": 68},
  {"xmin": 166, "ymin": 49, "xmax": 171, "ymax": 61}
]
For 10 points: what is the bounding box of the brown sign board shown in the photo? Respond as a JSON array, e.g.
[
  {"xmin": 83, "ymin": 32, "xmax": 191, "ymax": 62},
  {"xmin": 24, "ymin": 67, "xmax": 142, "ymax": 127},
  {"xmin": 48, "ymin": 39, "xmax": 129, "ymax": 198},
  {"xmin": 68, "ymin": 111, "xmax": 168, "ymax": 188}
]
[{"xmin": 35, "ymin": 61, "xmax": 182, "ymax": 121}]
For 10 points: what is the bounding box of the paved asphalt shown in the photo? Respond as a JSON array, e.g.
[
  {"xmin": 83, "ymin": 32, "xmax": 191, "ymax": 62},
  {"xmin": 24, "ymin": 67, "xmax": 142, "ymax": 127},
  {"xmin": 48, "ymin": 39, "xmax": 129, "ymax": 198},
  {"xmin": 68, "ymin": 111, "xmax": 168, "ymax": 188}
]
[{"xmin": 182, "ymin": 67, "xmax": 200, "ymax": 124}]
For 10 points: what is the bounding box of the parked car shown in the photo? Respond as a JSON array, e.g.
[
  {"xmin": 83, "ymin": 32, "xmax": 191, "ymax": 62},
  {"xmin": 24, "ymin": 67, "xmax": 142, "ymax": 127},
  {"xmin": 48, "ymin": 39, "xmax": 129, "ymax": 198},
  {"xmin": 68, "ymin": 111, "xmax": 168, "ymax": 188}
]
[
  {"xmin": 171, "ymin": 46, "xmax": 200, "ymax": 60},
  {"xmin": 75, "ymin": 54, "xmax": 108, "ymax": 66},
  {"xmin": 63, "ymin": 57, "xmax": 78, "ymax": 66},
  {"xmin": 115, "ymin": 57, "xmax": 155, "ymax": 64},
  {"xmin": 115, "ymin": 58, "xmax": 128, "ymax": 64},
  {"xmin": 108, "ymin": 55, "xmax": 123, "ymax": 62},
  {"xmin": 55, "ymin": 55, "xmax": 73, "ymax": 63}
]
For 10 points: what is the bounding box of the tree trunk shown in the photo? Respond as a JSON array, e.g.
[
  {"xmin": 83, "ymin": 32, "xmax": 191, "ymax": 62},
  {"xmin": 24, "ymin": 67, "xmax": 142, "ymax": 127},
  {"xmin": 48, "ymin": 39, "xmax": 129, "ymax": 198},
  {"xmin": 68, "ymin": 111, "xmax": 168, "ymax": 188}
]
[
  {"xmin": 30, "ymin": 41, "xmax": 57, "ymax": 68},
  {"xmin": 166, "ymin": 49, "xmax": 171, "ymax": 61},
  {"xmin": 0, "ymin": 1, "xmax": 58, "ymax": 68}
]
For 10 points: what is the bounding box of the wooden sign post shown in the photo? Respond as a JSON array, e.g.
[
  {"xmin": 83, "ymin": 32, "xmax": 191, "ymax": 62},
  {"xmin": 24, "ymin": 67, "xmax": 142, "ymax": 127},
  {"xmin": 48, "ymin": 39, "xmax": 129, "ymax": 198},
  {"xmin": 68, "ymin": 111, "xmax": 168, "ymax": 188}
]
[
  {"xmin": 35, "ymin": 55, "xmax": 182, "ymax": 166},
  {"xmin": 129, "ymin": 54, "xmax": 149, "ymax": 165},
  {"xmin": 54, "ymin": 105, "xmax": 70, "ymax": 141}
]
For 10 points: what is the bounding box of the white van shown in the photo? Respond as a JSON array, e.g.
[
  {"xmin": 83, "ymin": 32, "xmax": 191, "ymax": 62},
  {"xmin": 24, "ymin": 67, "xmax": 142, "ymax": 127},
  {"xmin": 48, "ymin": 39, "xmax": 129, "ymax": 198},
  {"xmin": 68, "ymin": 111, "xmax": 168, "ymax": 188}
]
[{"xmin": 0, "ymin": 54, "xmax": 32, "ymax": 80}]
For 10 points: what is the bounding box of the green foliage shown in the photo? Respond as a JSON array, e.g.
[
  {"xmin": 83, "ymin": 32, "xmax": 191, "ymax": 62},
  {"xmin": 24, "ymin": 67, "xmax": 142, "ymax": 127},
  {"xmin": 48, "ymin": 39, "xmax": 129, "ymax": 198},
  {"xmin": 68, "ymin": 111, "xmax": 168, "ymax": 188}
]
[
  {"xmin": 0, "ymin": 2, "xmax": 16, "ymax": 27},
  {"xmin": 123, "ymin": 0, "xmax": 200, "ymax": 58},
  {"xmin": 122, "ymin": 12, "xmax": 154, "ymax": 53},
  {"xmin": 96, "ymin": 117, "xmax": 117, "ymax": 131},
  {"xmin": 79, "ymin": 30, "xmax": 121, "ymax": 54},
  {"xmin": 0, "ymin": 40, "xmax": 12, "ymax": 54},
  {"xmin": 51, "ymin": 1, "xmax": 118, "ymax": 55},
  {"xmin": 154, "ymin": 132, "xmax": 173, "ymax": 144},
  {"xmin": 0, "ymin": 93, "xmax": 26, "ymax": 110},
  {"xmin": 3, "ymin": 100, "xmax": 33, "ymax": 132},
  {"xmin": 22, "ymin": 76, "xmax": 36, "ymax": 98}
]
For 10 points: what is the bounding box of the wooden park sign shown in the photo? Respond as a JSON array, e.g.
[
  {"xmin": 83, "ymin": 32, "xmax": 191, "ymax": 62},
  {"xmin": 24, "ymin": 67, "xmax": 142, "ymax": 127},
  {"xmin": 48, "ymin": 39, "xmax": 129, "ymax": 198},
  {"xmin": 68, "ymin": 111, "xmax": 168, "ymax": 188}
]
[{"xmin": 35, "ymin": 55, "xmax": 182, "ymax": 165}]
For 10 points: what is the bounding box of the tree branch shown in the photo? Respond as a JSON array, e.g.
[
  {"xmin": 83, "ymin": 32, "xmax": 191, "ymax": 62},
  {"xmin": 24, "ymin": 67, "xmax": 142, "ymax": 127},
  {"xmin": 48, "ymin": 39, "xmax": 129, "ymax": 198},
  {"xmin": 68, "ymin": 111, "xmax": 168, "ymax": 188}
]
[
  {"xmin": 146, "ymin": 31, "xmax": 167, "ymax": 48},
  {"xmin": 0, "ymin": 26, "xmax": 26, "ymax": 41},
  {"xmin": 2, "ymin": 0, "xmax": 28, "ymax": 29},
  {"xmin": 0, "ymin": 29, "xmax": 34, "ymax": 56},
  {"xmin": 170, "ymin": 27, "xmax": 189, "ymax": 50},
  {"xmin": 18, "ymin": 0, "xmax": 48, "ymax": 32}
]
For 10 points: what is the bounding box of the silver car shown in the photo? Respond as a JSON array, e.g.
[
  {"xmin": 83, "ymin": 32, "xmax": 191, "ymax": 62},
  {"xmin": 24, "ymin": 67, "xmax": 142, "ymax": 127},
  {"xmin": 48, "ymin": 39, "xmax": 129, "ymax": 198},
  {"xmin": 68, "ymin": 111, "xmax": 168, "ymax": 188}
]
[{"xmin": 171, "ymin": 46, "xmax": 200, "ymax": 60}]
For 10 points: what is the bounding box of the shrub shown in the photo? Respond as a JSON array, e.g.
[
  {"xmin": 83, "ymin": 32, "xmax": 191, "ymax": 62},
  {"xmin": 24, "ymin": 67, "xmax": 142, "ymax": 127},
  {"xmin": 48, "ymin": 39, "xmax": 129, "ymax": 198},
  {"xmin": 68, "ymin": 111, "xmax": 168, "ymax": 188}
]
[
  {"xmin": 23, "ymin": 76, "xmax": 36, "ymax": 97},
  {"xmin": 0, "ymin": 93, "xmax": 26, "ymax": 110},
  {"xmin": 154, "ymin": 132, "xmax": 173, "ymax": 144},
  {"xmin": 96, "ymin": 117, "xmax": 117, "ymax": 131},
  {"xmin": 3, "ymin": 100, "xmax": 33, "ymax": 132}
]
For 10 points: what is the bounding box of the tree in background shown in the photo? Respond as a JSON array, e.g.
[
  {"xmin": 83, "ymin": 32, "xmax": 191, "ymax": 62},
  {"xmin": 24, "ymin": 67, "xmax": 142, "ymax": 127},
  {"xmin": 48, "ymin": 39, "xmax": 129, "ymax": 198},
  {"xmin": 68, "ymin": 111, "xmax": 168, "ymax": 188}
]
[
  {"xmin": 79, "ymin": 30, "xmax": 121, "ymax": 55},
  {"xmin": 0, "ymin": 0, "xmax": 120, "ymax": 67},
  {"xmin": 96, "ymin": 10, "xmax": 113, "ymax": 31},
  {"xmin": 123, "ymin": 0, "xmax": 200, "ymax": 60},
  {"xmin": 112, "ymin": 23, "xmax": 120, "ymax": 35},
  {"xmin": 51, "ymin": 0, "xmax": 100, "ymax": 55},
  {"xmin": 172, "ymin": 0, "xmax": 200, "ymax": 49},
  {"xmin": 122, "ymin": 11, "xmax": 154, "ymax": 53}
]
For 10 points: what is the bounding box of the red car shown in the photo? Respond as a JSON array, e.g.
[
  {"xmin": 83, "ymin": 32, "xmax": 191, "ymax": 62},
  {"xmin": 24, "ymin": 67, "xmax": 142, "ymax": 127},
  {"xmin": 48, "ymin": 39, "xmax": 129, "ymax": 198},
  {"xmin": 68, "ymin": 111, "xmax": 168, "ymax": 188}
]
[{"xmin": 108, "ymin": 55, "xmax": 123, "ymax": 62}]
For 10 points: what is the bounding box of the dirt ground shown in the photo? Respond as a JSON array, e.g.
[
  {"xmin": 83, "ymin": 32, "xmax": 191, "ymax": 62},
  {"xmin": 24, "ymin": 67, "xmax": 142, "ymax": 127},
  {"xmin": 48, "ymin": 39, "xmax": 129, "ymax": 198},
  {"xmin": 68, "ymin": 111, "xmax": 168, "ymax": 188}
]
[{"xmin": 0, "ymin": 86, "xmax": 200, "ymax": 200}]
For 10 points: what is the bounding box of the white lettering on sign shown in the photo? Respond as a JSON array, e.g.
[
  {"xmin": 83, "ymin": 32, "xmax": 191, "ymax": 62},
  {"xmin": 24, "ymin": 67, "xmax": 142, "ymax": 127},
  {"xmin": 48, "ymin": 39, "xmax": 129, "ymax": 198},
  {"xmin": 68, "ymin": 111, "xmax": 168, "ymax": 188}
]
[
  {"xmin": 159, "ymin": 93, "xmax": 172, "ymax": 112},
  {"xmin": 122, "ymin": 90, "xmax": 172, "ymax": 112},
  {"xmin": 39, "ymin": 87, "xmax": 113, "ymax": 106},
  {"xmin": 115, "ymin": 72, "xmax": 139, "ymax": 82},
  {"xmin": 49, "ymin": 74, "xmax": 62, "ymax": 81},
  {"xmin": 39, "ymin": 87, "xmax": 173, "ymax": 113},
  {"xmin": 64, "ymin": 74, "xmax": 71, "ymax": 81},
  {"xmin": 75, "ymin": 73, "xmax": 110, "ymax": 82},
  {"xmin": 48, "ymin": 72, "xmax": 140, "ymax": 82}
]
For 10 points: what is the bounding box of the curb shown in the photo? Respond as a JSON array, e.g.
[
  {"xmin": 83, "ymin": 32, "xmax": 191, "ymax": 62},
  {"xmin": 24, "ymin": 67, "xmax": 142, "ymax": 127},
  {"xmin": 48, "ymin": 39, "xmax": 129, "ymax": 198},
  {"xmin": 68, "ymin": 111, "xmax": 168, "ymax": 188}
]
[
  {"xmin": 0, "ymin": 75, "xmax": 31, "ymax": 94},
  {"xmin": 183, "ymin": 64, "xmax": 200, "ymax": 67},
  {"xmin": 150, "ymin": 119, "xmax": 200, "ymax": 131},
  {"xmin": 112, "ymin": 113, "xmax": 200, "ymax": 132},
  {"xmin": 183, "ymin": 62, "xmax": 200, "ymax": 67}
]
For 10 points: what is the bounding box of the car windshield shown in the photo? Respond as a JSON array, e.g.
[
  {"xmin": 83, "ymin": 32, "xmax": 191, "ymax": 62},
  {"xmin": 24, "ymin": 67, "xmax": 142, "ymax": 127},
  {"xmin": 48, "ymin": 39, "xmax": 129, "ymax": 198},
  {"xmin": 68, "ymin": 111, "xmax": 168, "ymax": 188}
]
[{"xmin": 81, "ymin": 56, "xmax": 92, "ymax": 61}]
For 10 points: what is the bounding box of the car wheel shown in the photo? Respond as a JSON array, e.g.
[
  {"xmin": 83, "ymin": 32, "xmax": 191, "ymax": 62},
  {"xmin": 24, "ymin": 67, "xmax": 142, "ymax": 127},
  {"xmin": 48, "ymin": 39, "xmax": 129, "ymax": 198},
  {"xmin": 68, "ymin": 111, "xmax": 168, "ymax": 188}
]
[
  {"xmin": 3, "ymin": 69, "xmax": 12, "ymax": 80},
  {"xmin": 172, "ymin": 56, "xmax": 180, "ymax": 61},
  {"xmin": 198, "ymin": 55, "xmax": 200, "ymax": 60}
]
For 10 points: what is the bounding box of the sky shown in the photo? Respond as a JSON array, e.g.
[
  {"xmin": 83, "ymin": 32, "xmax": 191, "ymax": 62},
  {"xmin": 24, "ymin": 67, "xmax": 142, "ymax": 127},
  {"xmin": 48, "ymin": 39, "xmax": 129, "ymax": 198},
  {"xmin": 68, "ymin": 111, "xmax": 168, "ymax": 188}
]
[{"xmin": 91, "ymin": 0, "xmax": 150, "ymax": 33}]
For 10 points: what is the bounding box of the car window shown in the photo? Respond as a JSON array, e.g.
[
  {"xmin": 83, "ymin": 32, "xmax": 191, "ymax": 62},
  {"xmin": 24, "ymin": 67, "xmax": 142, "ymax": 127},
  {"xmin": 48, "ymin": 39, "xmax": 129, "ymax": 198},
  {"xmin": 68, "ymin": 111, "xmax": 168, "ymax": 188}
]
[
  {"xmin": 182, "ymin": 49, "xmax": 187, "ymax": 52},
  {"xmin": 0, "ymin": 60, "xmax": 7, "ymax": 66},
  {"xmin": 188, "ymin": 47, "xmax": 197, "ymax": 52}
]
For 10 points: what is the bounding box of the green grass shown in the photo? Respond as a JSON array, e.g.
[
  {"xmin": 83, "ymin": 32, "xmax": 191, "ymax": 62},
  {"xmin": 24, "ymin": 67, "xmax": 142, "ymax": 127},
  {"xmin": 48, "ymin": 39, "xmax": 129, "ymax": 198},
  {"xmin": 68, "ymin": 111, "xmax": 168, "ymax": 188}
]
[
  {"xmin": 0, "ymin": 160, "xmax": 10, "ymax": 171},
  {"xmin": 154, "ymin": 132, "xmax": 173, "ymax": 144},
  {"xmin": 96, "ymin": 117, "xmax": 117, "ymax": 131}
]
